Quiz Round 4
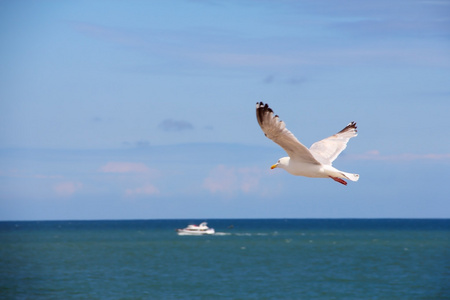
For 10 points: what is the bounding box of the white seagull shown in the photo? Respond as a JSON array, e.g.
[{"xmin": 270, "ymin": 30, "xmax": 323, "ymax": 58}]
[{"xmin": 256, "ymin": 102, "xmax": 359, "ymax": 185}]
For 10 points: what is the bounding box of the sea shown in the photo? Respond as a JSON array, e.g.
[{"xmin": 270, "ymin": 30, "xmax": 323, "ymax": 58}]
[{"xmin": 1, "ymin": 219, "xmax": 449, "ymax": 299}]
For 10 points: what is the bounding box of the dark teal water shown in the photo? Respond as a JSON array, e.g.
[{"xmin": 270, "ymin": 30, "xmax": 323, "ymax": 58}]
[{"xmin": 1, "ymin": 219, "xmax": 449, "ymax": 299}]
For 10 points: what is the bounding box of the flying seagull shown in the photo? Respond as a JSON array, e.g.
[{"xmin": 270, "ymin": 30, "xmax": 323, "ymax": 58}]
[{"xmin": 256, "ymin": 102, "xmax": 359, "ymax": 185}]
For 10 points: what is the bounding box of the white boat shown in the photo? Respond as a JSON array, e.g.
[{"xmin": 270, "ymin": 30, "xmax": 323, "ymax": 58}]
[{"xmin": 177, "ymin": 222, "xmax": 215, "ymax": 235}]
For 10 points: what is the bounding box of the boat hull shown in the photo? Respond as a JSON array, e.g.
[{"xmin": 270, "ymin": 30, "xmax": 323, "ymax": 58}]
[{"xmin": 176, "ymin": 222, "xmax": 215, "ymax": 235}]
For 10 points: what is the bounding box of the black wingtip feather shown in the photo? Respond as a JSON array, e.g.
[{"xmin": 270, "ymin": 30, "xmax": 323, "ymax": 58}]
[
  {"xmin": 338, "ymin": 121, "xmax": 357, "ymax": 134},
  {"xmin": 256, "ymin": 102, "xmax": 275, "ymax": 127}
]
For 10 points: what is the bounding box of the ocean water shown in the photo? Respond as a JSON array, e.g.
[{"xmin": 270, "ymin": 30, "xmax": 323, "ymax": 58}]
[{"xmin": 1, "ymin": 219, "xmax": 449, "ymax": 299}]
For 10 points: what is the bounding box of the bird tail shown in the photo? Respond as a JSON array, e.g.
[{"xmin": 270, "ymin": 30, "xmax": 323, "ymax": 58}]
[{"xmin": 341, "ymin": 172, "xmax": 359, "ymax": 182}]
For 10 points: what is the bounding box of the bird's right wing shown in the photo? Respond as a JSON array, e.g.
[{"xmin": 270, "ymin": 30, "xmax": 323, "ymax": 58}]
[{"xmin": 256, "ymin": 102, "xmax": 320, "ymax": 165}]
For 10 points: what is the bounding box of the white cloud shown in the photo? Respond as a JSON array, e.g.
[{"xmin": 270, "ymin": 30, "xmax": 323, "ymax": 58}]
[{"xmin": 53, "ymin": 181, "xmax": 83, "ymax": 197}]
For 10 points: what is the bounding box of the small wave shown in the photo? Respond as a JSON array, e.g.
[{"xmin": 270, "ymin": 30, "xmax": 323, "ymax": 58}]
[
  {"xmin": 234, "ymin": 232, "xmax": 273, "ymax": 236},
  {"xmin": 214, "ymin": 232, "xmax": 231, "ymax": 236}
]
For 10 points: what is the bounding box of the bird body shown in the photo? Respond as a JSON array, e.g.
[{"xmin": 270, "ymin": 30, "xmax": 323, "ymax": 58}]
[{"xmin": 256, "ymin": 102, "xmax": 359, "ymax": 185}]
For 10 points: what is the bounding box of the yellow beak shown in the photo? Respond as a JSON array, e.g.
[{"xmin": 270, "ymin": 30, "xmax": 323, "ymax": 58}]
[{"xmin": 271, "ymin": 164, "xmax": 277, "ymax": 169}]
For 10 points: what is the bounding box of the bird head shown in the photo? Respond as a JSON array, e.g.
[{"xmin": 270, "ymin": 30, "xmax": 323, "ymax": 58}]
[{"xmin": 271, "ymin": 157, "xmax": 289, "ymax": 169}]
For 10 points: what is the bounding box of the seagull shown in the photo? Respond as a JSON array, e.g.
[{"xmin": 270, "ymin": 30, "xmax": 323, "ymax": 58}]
[{"xmin": 256, "ymin": 102, "xmax": 359, "ymax": 185}]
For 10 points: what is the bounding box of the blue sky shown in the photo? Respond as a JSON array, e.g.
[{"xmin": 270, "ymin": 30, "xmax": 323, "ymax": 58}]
[{"xmin": 1, "ymin": 0, "xmax": 449, "ymax": 220}]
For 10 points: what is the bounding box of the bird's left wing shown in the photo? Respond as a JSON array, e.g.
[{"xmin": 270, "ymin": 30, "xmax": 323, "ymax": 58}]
[
  {"xmin": 309, "ymin": 122, "xmax": 357, "ymax": 165},
  {"xmin": 256, "ymin": 102, "xmax": 320, "ymax": 165}
]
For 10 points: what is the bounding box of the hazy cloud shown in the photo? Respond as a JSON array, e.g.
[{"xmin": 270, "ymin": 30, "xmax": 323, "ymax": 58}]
[
  {"xmin": 199, "ymin": 53, "xmax": 309, "ymax": 68},
  {"xmin": 34, "ymin": 174, "xmax": 64, "ymax": 179},
  {"xmin": 286, "ymin": 77, "xmax": 307, "ymax": 85},
  {"xmin": 203, "ymin": 165, "xmax": 263, "ymax": 197},
  {"xmin": 125, "ymin": 184, "xmax": 160, "ymax": 197},
  {"xmin": 53, "ymin": 181, "xmax": 83, "ymax": 197},
  {"xmin": 349, "ymin": 150, "xmax": 450, "ymax": 161},
  {"xmin": 203, "ymin": 165, "xmax": 237, "ymax": 195},
  {"xmin": 98, "ymin": 162, "xmax": 161, "ymax": 198},
  {"xmin": 263, "ymin": 74, "xmax": 275, "ymax": 84},
  {"xmin": 73, "ymin": 22, "xmax": 142, "ymax": 47},
  {"xmin": 262, "ymin": 74, "xmax": 307, "ymax": 85},
  {"xmin": 0, "ymin": 169, "xmax": 63, "ymax": 180},
  {"xmin": 99, "ymin": 162, "xmax": 152, "ymax": 173},
  {"xmin": 158, "ymin": 119, "xmax": 194, "ymax": 132},
  {"xmin": 135, "ymin": 140, "xmax": 151, "ymax": 148},
  {"xmin": 238, "ymin": 167, "xmax": 263, "ymax": 193},
  {"xmin": 72, "ymin": 5, "xmax": 450, "ymax": 76},
  {"xmin": 121, "ymin": 140, "xmax": 151, "ymax": 149}
]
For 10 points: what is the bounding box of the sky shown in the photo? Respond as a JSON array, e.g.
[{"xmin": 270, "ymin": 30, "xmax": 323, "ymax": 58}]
[{"xmin": 1, "ymin": 0, "xmax": 449, "ymax": 220}]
